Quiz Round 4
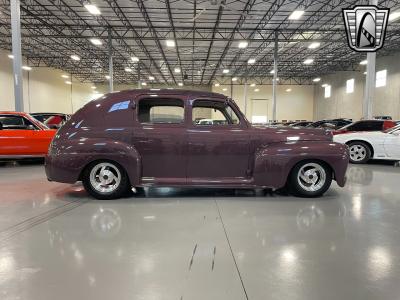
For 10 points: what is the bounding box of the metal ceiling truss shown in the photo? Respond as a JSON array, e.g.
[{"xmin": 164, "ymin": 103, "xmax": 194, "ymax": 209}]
[{"xmin": 0, "ymin": 0, "xmax": 400, "ymax": 85}]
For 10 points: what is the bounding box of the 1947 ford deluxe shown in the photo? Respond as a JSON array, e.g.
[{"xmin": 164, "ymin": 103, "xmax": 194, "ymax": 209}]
[{"xmin": 45, "ymin": 89, "xmax": 349, "ymax": 199}]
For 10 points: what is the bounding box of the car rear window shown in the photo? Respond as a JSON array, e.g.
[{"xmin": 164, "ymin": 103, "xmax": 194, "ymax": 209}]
[{"xmin": 138, "ymin": 98, "xmax": 184, "ymax": 124}]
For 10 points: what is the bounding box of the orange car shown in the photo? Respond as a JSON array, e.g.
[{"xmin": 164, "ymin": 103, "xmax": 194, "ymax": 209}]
[{"xmin": 0, "ymin": 111, "xmax": 56, "ymax": 158}]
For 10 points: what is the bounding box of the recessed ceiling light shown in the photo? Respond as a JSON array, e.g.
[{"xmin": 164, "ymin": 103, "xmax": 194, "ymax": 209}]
[
  {"xmin": 70, "ymin": 55, "xmax": 80, "ymax": 61},
  {"xmin": 84, "ymin": 4, "xmax": 101, "ymax": 15},
  {"xmin": 286, "ymin": 88, "xmax": 292, "ymax": 92},
  {"xmin": 321, "ymin": 83, "xmax": 328, "ymax": 87},
  {"xmin": 250, "ymin": 83, "xmax": 256, "ymax": 87},
  {"xmin": 248, "ymin": 58, "xmax": 256, "ymax": 64},
  {"xmin": 222, "ymin": 88, "xmax": 227, "ymax": 91},
  {"xmin": 308, "ymin": 42, "xmax": 320, "ymax": 49},
  {"xmin": 124, "ymin": 67, "xmax": 133, "ymax": 72},
  {"xmin": 141, "ymin": 82, "xmax": 147, "ymax": 86},
  {"xmin": 148, "ymin": 76, "xmax": 155, "ymax": 80},
  {"xmin": 215, "ymin": 83, "xmax": 220, "ymax": 87},
  {"xmin": 360, "ymin": 60, "xmax": 368, "ymax": 65},
  {"xmin": 65, "ymin": 81, "xmax": 72, "ymax": 85},
  {"xmin": 270, "ymin": 69, "xmax": 275, "ymax": 74},
  {"xmin": 238, "ymin": 41, "xmax": 248, "ymax": 49},
  {"xmin": 90, "ymin": 38, "xmax": 102, "ymax": 46},
  {"xmin": 174, "ymin": 67, "xmax": 181, "ymax": 73},
  {"xmin": 166, "ymin": 40, "xmax": 175, "ymax": 47},
  {"xmin": 389, "ymin": 11, "xmax": 400, "ymax": 22},
  {"xmin": 254, "ymin": 88, "xmax": 259, "ymax": 92},
  {"xmin": 303, "ymin": 58, "xmax": 314, "ymax": 64},
  {"xmin": 288, "ymin": 10, "xmax": 304, "ymax": 20},
  {"xmin": 178, "ymin": 82, "xmax": 183, "ymax": 86},
  {"xmin": 105, "ymin": 75, "xmax": 110, "ymax": 80},
  {"xmin": 313, "ymin": 77, "xmax": 321, "ymax": 82},
  {"xmin": 22, "ymin": 66, "xmax": 32, "ymax": 71},
  {"xmin": 131, "ymin": 56, "xmax": 139, "ymax": 62},
  {"xmin": 364, "ymin": 71, "xmax": 367, "ymax": 75},
  {"xmin": 232, "ymin": 77, "xmax": 238, "ymax": 82},
  {"xmin": 223, "ymin": 69, "xmax": 229, "ymax": 74},
  {"xmin": 8, "ymin": 54, "xmax": 14, "ymax": 59},
  {"xmin": 61, "ymin": 74, "xmax": 69, "ymax": 78}
]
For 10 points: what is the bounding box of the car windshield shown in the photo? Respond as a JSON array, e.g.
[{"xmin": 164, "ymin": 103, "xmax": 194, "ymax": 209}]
[{"xmin": 384, "ymin": 124, "xmax": 400, "ymax": 133}]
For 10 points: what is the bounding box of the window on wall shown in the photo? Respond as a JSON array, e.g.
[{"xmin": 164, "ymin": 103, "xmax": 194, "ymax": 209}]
[
  {"xmin": 376, "ymin": 70, "xmax": 387, "ymax": 87},
  {"xmin": 324, "ymin": 85, "xmax": 331, "ymax": 98},
  {"xmin": 346, "ymin": 79, "xmax": 354, "ymax": 93}
]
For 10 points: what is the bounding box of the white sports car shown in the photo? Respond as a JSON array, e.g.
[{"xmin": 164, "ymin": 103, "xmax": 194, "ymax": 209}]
[{"xmin": 333, "ymin": 125, "xmax": 400, "ymax": 163}]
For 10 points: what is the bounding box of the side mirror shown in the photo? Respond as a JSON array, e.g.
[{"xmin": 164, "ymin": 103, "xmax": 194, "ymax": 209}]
[{"xmin": 27, "ymin": 124, "xmax": 36, "ymax": 130}]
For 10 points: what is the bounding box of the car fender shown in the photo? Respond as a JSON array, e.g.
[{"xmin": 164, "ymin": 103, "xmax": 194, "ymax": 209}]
[
  {"xmin": 253, "ymin": 141, "xmax": 349, "ymax": 189},
  {"xmin": 46, "ymin": 138, "xmax": 141, "ymax": 185}
]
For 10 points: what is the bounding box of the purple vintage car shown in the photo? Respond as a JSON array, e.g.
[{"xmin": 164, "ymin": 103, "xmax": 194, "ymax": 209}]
[{"xmin": 45, "ymin": 89, "xmax": 349, "ymax": 199}]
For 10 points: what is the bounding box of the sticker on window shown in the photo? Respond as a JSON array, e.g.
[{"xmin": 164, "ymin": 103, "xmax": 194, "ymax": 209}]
[{"xmin": 108, "ymin": 100, "xmax": 130, "ymax": 112}]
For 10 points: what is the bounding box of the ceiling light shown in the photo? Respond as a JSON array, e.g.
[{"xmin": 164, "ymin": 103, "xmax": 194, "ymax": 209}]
[
  {"xmin": 389, "ymin": 11, "xmax": 400, "ymax": 22},
  {"xmin": 238, "ymin": 41, "xmax": 248, "ymax": 49},
  {"xmin": 214, "ymin": 83, "xmax": 220, "ymax": 87},
  {"xmin": 178, "ymin": 82, "xmax": 183, "ymax": 86},
  {"xmin": 232, "ymin": 77, "xmax": 238, "ymax": 82},
  {"xmin": 288, "ymin": 10, "xmax": 305, "ymax": 20},
  {"xmin": 174, "ymin": 67, "xmax": 181, "ymax": 73},
  {"xmin": 131, "ymin": 56, "xmax": 139, "ymax": 62},
  {"xmin": 105, "ymin": 75, "xmax": 110, "ymax": 80},
  {"xmin": 364, "ymin": 71, "xmax": 367, "ymax": 75},
  {"xmin": 303, "ymin": 58, "xmax": 314, "ymax": 64},
  {"xmin": 286, "ymin": 88, "xmax": 292, "ymax": 92},
  {"xmin": 149, "ymin": 76, "xmax": 155, "ymax": 80},
  {"xmin": 360, "ymin": 60, "xmax": 368, "ymax": 65},
  {"xmin": 321, "ymin": 83, "xmax": 328, "ymax": 87},
  {"xmin": 124, "ymin": 67, "xmax": 132, "ymax": 72},
  {"xmin": 91, "ymin": 86, "xmax": 96, "ymax": 89},
  {"xmin": 90, "ymin": 38, "xmax": 102, "ymax": 46},
  {"xmin": 308, "ymin": 42, "xmax": 320, "ymax": 49},
  {"xmin": 250, "ymin": 83, "xmax": 256, "ymax": 87},
  {"xmin": 22, "ymin": 66, "xmax": 32, "ymax": 71},
  {"xmin": 61, "ymin": 74, "xmax": 68, "ymax": 78},
  {"xmin": 166, "ymin": 40, "xmax": 175, "ymax": 47},
  {"xmin": 222, "ymin": 88, "xmax": 227, "ymax": 91},
  {"xmin": 223, "ymin": 69, "xmax": 229, "ymax": 74},
  {"xmin": 254, "ymin": 88, "xmax": 259, "ymax": 92},
  {"xmin": 84, "ymin": 4, "xmax": 101, "ymax": 15},
  {"xmin": 70, "ymin": 55, "xmax": 80, "ymax": 61},
  {"xmin": 141, "ymin": 82, "xmax": 147, "ymax": 86},
  {"xmin": 313, "ymin": 77, "xmax": 321, "ymax": 82},
  {"xmin": 65, "ymin": 81, "xmax": 72, "ymax": 85},
  {"xmin": 270, "ymin": 69, "xmax": 275, "ymax": 74},
  {"xmin": 8, "ymin": 54, "xmax": 14, "ymax": 59},
  {"xmin": 248, "ymin": 58, "xmax": 256, "ymax": 64}
]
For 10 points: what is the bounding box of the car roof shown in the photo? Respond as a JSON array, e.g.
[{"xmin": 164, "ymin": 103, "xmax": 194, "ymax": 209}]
[
  {"xmin": 30, "ymin": 112, "xmax": 67, "ymax": 116},
  {"xmin": 0, "ymin": 111, "xmax": 30, "ymax": 116},
  {"xmin": 101, "ymin": 89, "xmax": 227, "ymax": 100}
]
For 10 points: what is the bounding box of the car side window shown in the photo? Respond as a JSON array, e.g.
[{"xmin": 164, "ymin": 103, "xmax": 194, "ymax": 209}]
[
  {"xmin": 351, "ymin": 121, "xmax": 382, "ymax": 131},
  {"xmin": 192, "ymin": 100, "xmax": 240, "ymax": 126},
  {"xmin": 0, "ymin": 115, "xmax": 36, "ymax": 130},
  {"xmin": 138, "ymin": 98, "xmax": 184, "ymax": 124}
]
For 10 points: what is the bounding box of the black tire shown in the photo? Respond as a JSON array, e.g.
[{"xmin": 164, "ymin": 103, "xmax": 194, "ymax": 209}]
[
  {"xmin": 347, "ymin": 141, "xmax": 372, "ymax": 164},
  {"xmin": 288, "ymin": 160, "xmax": 332, "ymax": 198},
  {"xmin": 82, "ymin": 161, "xmax": 130, "ymax": 200}
]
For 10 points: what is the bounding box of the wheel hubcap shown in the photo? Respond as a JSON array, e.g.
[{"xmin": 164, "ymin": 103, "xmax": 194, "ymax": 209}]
[
  {"xmin": 89, "ymin": 163, "xmax": 121, "ymax": 194},
  {"xmin": 349, "ymin": 144, "xmax": 367, "ymax": 162},
  {"xmin": 297, "ymin": 163, "xmax": 326, "ymax": 192}
]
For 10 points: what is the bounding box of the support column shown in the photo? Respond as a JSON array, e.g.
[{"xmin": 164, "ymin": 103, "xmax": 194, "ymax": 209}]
[
  {"xmin": 10, "ymin": 0, "xmax": 24, "ymax": 111},
  {"xmin": 363, "ymin": 0, "xmax": 378, "ymax": 119},
  {"xmin": 108, "ymin": 28, "xmax": 113, "ymax": 93},
  {"xmin": 243, "ymin": 80, "xmax": 248, "ymax": 118},
  {"xmin": 137, "ymin": 63, "xmax": 141, "ymax": 89},
  {"xmin": 272, "ymin": 31, "xmax": 278, "ymax": 122}
]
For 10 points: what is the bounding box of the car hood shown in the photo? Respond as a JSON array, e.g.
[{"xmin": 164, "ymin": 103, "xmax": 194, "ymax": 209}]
[{"xmin": 251, "ymin": 126, "xmax": 333, "ymax": 143}]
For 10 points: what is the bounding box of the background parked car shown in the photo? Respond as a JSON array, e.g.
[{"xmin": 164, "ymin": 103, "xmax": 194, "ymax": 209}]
[
  {"xmin": 307, "ymin": 118, "xmax": 353, "ymax": 130},
  {"xmin": 289, "ymin": 121, "xmax": 313, "ymax": 127},
  {"xmin": 333, "ymin": 119, "xmax": 397, "ymax": 135},
  {"xmin": 31, "ymin": 113, "xmax": 70, "ymax": 129}
]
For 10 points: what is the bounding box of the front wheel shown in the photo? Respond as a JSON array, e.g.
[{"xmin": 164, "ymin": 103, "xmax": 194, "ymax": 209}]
[
  {"xmin": 82, "ymin": 161, "xmax": 130, "ymax": 200},
  {"xmin": 288, "ymin": 161, "xmax": 332, "ymax": 197},
  {"xmin": 348, "ymin": 141, "xmax": 371, "ymax": 164}
]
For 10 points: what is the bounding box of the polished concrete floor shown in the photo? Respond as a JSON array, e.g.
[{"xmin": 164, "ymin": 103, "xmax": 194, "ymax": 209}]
[{"xmin": 1, "ymin": 161, "xmax": 400, "ymax": 300}]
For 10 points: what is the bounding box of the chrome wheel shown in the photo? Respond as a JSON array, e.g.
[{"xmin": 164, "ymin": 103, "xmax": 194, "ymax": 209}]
[
  {"xmin": 89, "ymin": 162, "xmax": 121, "ymax": 194},
  {"xmin": 349, "ymin": 144, "xmax": 367, "ymax": 162},
  {"xmin": 297, "ymin": 163, "xmax": 327, "ymax": 192}
]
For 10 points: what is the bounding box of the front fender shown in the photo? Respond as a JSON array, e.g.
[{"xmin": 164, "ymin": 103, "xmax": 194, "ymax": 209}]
[
  {"xmin": 45, "ymin": 138, "xmax": 141, "ymax": 185},
  {"xmin": 253, "ymin": 141, "xmax": 349, "ymax": 189}
]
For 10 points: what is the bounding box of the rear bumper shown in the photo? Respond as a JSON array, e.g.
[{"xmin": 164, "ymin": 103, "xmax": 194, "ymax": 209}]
[{"xmin": 45, "ymin": 154, "xmax": 81, "ymax": 184}]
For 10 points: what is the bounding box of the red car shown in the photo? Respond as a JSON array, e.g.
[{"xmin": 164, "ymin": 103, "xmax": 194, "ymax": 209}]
[
  {"xmin": 45, "ymin": 89, "xmax": 349, "ymax": 199},
  {"xmin": 333, "ymin": 119, "xmax": 397, "ymax": 135},
  {"xmin": 0, "ymin": 111, "xmax": 56, "ymax": 158}
]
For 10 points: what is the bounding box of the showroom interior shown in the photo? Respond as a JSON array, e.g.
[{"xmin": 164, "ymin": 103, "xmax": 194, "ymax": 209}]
[{"xmin": 1, "ymin": 0, "xmax": 400, "ymax": 299}]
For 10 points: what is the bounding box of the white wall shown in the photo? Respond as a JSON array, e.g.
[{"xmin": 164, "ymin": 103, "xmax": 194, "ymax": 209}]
[
  {"xmin": 314, "ymin": 52, "xmax": 400, "ymax": 121},
  {"xmin": 0, "ymin": 49, "xmax": 96, "ymax": 113}
]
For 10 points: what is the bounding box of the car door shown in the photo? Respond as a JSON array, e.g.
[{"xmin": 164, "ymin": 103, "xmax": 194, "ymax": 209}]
[
  {"xmin": 132, "ymin": 96, "xmax": 187, "ymax": 184},
  {"xmin": 383, "ymin": 127, "xmax": 400, "ymax": 159},
  {"xmin": 186, "ymin": 99, "xmax": 251, "ymax": 184},
  {"xmin": 0, "ymin": 115, "xmax": 36, "ymax": 156}
]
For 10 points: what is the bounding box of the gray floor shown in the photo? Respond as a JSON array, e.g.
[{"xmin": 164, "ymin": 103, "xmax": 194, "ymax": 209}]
[{"xmin": 1, "ymin": 162, "xmax": 400, "ymax": 300}]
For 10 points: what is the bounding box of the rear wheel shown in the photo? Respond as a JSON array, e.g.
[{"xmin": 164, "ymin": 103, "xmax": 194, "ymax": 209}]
[
  {"xmin": 289, "ymin": 161, "xmax": 332, "ymax": 197},
  {"xmin": 82, "ymin": 161, "xmax": 130, "ymax": 200},
  {"xmin": 348, "ymin": 141, "xmax": 371, "ymax": 164}
]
